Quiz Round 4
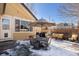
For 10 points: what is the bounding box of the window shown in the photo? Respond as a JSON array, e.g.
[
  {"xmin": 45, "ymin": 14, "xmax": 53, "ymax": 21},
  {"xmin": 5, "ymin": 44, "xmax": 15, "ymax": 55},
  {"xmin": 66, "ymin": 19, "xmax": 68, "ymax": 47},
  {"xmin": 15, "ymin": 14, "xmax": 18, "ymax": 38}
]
[
  {"xmin": 15, "ymin": 19, "xmax": 33, "ymax": 32},
  {"xmin": 15, "ymin": 19, "xmax": 20, "ymax": 32},
  {"xmin": 21, "ymin": 21, "xmax": 27, "ymax": 29},
  {"xmin": 20, "ymin": 20, "xmax": 32, "ymax": 32},
  {"xmin": 2, "ymin": 19, "xmax": 10, "ymax": 30},
  {"xmin": 4, "ymin": 33, "xmax": 8, "ymax": 37}
]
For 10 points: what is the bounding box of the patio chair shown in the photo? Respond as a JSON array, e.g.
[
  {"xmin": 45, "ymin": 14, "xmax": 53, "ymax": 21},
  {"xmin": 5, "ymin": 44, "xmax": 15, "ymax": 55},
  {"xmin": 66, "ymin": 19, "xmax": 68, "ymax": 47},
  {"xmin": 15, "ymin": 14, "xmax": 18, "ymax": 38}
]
[
  {"xmin": 57, "ymin": 34, "xmax": 64, "ymax": 40},
  {"xmin": 52, "ymin": 33, "xmax": 64, "ymax": 40},
  {"xmin": 69, "ymin": 34, "xmax": 78, "ymax": 42}
]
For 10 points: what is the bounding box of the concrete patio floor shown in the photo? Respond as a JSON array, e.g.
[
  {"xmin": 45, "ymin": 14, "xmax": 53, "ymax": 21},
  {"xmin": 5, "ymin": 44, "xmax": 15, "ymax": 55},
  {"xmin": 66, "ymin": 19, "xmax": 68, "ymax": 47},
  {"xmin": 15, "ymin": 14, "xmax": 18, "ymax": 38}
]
[{"xmin": 0, "ymin": 39, "xmax": 79, "ymax": 56}]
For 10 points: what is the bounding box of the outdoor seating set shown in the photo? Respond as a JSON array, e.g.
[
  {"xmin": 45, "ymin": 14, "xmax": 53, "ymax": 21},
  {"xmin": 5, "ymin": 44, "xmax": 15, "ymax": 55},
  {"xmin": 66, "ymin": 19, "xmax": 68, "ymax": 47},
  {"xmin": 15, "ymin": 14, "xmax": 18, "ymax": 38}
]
[
  {"xmin": 30, "ymin": 32, "xmax": 49, "ymax": 50},
  {"xmin": 69, "ymin": 34, "xmax": 78, "ymax": 42},
  {"xmin": 51, "ymin": 33, "xmax": 64, "ymax": 40},
  {"xmin": 51, "ymin": 33, "xmax": 78, "ymax": 42}
]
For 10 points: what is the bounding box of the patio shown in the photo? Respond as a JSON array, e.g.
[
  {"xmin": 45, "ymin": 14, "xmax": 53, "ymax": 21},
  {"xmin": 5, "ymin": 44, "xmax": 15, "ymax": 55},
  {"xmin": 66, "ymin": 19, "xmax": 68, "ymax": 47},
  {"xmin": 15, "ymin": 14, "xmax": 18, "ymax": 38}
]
[{"xmin": 0, "ymin": 39, "xmax": 79, "ymax": 56}]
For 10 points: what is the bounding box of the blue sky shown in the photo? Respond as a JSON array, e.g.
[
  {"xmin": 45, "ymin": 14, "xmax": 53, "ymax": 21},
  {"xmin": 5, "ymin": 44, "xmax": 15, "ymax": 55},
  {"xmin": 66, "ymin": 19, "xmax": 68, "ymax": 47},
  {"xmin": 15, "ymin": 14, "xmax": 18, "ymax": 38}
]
[{"xmin": 33, "ymin": 3, "xmax": 65, "ymax": 23}]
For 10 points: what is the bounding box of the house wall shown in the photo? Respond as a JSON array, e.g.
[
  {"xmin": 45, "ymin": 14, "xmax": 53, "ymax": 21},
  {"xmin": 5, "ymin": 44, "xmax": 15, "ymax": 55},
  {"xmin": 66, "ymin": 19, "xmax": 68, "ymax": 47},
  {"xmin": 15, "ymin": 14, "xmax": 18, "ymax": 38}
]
[
  {"xmin": 0, "ymin": 15, "xmax": 41, "ymax": 40},
  {"xmin": 0, "ymin": 15, "xmax": 2, "ymax": 39},
  {"xmin": 13, "ymin": 32, "xmax": 35, "ymax": 40},
  {"xmin": 33, "ymin": 27, "xmax": 41, "ymax": 33},
  {"xmin": 0, "ymin": 3, "xmax": 39, "ymax": 40},
  {"xmin": 0, "ymin": 4, "xmax": 4, "ymax": 15},
  {"xmin": 0, "ymin": 15, "xmax": 14, "ymax": 40},
  {"xmin": 5, "ymin": 3, "xmax": 36, "ymax": 22},
  {"xmin": 13, "ymin": 27, "xmax": 41, "ymax": 40},
  {"xmin": 13, "ymin": 25, "xmax": 41, "ymax": 40}
]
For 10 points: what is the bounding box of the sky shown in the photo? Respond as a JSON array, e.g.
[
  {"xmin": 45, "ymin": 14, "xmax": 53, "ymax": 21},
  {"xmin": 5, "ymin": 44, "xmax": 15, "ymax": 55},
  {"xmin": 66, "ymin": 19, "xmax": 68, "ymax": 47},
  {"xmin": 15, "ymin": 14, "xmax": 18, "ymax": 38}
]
[
  {"xmin": 27, "ymin": 3, "xmax": 78, "ymax": 25},
  {"xmin": 32, "ymin": 3, "xmax": 65, "ymax": 23}
]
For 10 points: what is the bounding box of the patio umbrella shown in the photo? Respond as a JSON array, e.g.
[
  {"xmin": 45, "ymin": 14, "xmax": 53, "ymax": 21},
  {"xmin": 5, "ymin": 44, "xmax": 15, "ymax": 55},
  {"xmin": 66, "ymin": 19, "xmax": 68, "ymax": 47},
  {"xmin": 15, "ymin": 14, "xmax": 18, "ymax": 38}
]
[
  {"xmin": 30, "ymin": 19, "xmax": 56, "ymax": 27},
  {"xmin": 29, "ymin": 19, "xmax": 56, "ymax": 32},
  {"xmin": 30, "ymin": 21, "xmax": 56, "ymax": 27}
]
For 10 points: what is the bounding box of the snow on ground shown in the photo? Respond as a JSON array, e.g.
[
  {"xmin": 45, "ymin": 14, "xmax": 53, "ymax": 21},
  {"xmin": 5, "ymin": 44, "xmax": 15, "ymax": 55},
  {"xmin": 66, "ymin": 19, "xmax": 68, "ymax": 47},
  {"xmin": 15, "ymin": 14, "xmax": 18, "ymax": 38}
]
[
  {"xmin": 30, "ymin": 46, "xmax": 78, "ymax": 56},
  {"xmin": 0, "ymin": 39, "xmax": 79, "ymax": 56},
  {"xmin": 30, "ymin": 40, "xmax": 78, "ymax": 56},
  {"xmin": 16, "ymin": 40, "xmax": 30, "ymax": 45},
  {"xmin": 50, "ymin": 39, "xmax": 79, "ymax": 53}
]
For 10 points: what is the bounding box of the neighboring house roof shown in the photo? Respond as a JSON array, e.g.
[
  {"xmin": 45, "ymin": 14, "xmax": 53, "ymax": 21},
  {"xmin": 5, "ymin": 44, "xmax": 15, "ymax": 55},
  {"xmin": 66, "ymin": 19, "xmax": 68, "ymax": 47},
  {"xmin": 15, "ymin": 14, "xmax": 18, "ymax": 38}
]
[{"xmin": 21, "ymin": 3, "xmax": 38, "ymax": 20}]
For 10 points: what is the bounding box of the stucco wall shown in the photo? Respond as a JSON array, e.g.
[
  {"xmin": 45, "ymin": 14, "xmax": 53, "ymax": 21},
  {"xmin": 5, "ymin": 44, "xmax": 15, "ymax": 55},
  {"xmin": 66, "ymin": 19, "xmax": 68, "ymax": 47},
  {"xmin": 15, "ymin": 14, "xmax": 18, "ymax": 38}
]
[
  {"xmin": 0, "ymin": 15, "xmax": 1, "ymax": 39},
  {"xmin": 33, "ymin": 27, "xmax": 41, "ymax": 33},
  {"xmin": 5, "ymin": 3, "xmax": 36, "ymax": 22},
  {"xmin": 13, "ymin": 27, "xmax": 41, "ymax": 40},
  {"xmin": 13, "ymin": 32, "xmax": 35, "ymax": 40},
  {"xmin": 0, "ymin": 4, "xmax": 4, "ymax": 15},
  {"xmin": 0, "ymin": 3, "xmax": 39, "ymax": 40}
]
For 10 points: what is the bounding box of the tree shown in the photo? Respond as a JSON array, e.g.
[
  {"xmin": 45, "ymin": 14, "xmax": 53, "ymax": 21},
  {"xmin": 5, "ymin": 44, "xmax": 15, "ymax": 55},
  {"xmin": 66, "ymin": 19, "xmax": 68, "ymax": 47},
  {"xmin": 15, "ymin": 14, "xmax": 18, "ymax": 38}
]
[{"xmin": 58, "ymin": 3, "xmax": 79, "ymax": 28}]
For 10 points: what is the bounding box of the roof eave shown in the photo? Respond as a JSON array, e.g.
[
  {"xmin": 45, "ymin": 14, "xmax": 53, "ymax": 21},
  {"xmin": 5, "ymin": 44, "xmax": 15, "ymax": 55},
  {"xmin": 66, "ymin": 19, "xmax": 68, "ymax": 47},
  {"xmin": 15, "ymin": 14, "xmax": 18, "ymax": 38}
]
[{"xmin": 21, "ymin": 3, "xmax": 38, "ymax": 21}]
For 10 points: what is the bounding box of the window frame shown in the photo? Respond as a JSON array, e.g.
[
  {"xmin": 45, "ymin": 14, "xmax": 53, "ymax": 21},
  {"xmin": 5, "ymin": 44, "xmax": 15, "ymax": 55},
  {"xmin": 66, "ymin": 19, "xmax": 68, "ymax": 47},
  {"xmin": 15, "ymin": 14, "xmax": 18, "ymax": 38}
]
[
  {"xmin": 2, "ymin": 18, "xmax": 10, "ymax": 30},
  {"xmin": 15, "ymin": 19, "xmax": 33, "ymax": 32}
]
